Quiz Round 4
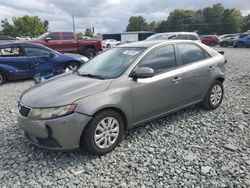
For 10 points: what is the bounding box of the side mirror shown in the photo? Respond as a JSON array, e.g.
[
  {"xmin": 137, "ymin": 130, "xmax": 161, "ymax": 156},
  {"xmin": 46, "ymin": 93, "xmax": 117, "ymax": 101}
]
[
  {"xmin": 45, "ymin": 37, "xmax": 51, "ymax": 41},
  {"xmin": 132, "ymin": 67, "xmax": 154, "ymax": 79},
  {"xmin": 49, "ymin": 52, "xmax": 56, "ymax": 58}
]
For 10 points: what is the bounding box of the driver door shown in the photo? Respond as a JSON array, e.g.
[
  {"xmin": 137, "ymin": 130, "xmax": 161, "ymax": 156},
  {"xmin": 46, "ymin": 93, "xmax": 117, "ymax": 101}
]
[
  {"xmin": 23, "ymin": 46, "xmax": 54, "ymax": 74},
  {"xmin": 131, "ymin": 45, "xmax": 182, "ymax": 124}
]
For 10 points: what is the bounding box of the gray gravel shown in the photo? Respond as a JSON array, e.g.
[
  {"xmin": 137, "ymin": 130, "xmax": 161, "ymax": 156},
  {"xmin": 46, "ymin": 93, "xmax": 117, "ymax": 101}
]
[{"xmin": 0, "ymin": 47, "xmax": 249, "ymax": 187}]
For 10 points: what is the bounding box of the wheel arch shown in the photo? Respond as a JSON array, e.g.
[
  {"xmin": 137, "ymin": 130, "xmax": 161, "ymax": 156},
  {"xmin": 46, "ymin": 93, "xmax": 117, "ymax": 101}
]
[{"xmin": 64, "ymin": 61, "xmax": 81, "ymax": 69}]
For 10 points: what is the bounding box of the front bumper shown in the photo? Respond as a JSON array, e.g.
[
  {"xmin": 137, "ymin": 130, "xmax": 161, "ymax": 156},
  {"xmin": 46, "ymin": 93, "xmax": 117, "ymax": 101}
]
[{"xmin": 18, "ymin": 112, "xmax": 92, "ymax": 150}]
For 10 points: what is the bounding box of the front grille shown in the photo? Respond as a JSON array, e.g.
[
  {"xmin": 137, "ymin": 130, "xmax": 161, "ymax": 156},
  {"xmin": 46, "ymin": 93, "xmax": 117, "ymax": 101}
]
[{"xmin": 19, "ymin": 105, "xmax": 30, "ymax": 117}]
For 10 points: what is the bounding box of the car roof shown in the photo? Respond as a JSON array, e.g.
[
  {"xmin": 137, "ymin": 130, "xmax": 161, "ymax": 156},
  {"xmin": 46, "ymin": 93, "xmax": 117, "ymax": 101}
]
[
  {"xmin": 153, "ymin": 32, "xmax": 198, "ymax": 36},
  {"xmin": 117, "ymin": 40, "xmax": 198, "ymax": 48}
]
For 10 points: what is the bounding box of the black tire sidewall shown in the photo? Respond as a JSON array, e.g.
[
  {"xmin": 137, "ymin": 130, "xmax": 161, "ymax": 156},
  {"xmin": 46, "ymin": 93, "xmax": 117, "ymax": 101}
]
[
  {"xmin": 84, "ymin": 49, "xmax": 96, "ymax": 59},
  {"xmin": 0, "ymin": 71, "xmax": 6, "ymax": 85},
  {"xmin": 82, "ymin": 110, "xmax": 124, "ymax": 155},
  {"xmin": 204, "ymin": 80, "xmax": 224, "ymax": 110}
]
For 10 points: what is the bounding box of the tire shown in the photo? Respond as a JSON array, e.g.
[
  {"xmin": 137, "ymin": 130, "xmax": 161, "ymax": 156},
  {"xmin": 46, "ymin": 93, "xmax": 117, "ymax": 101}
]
[
  {"xmin": 238, "ymin": 42, "xmax": 245, "ymax": 48},
  {"xmin": 66, "ymin": 62, "xmax": 80, "ymax": 70},
  {"xmin": 202, "ymin": 80, "xmax": 224, "ymax": 110},
  {"xmin": 210, "ymin": 42, "xmax": 216, "ymax": 46},
  {"xmin": 220, "ymin": 42, "xmax": 228, "ymax": 47},
  {"xmin": 0, "ymin": 71, "xmax": 7, "ymax": 85},
  {"xmin": 84, "ymin": 48, "xmax": 96, "ymax": 59},
  {"xmin": 81, "ymin": 110, "xmax": 124, "ymax": 155},
  {"xmin": 106, "ymin": 44, "xmax": 111, "ymax": 48}
]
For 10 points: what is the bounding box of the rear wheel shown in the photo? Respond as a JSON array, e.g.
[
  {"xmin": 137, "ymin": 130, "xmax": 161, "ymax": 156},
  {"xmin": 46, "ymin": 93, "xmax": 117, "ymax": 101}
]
[
  {"xmin": 81, "ymin": 110, "xmax": 124, "ymax": 155},
  {"xmin": 202, "ymin": 80, "xmax": 224, "ymax": 110},
  {"xmin": 220, "ymin": 42, "xmax": 228, "ymax": 47},
  {"xmin": 0, "ymin": 71, "xmax": 7, "ymax": 85},
  {"xmin": 66, "ymin": 62, "xmax": 80, "ymax": 70},
  {"xmin": 84, "ymin": 48, "xmax": 96, "ymax": 59}
]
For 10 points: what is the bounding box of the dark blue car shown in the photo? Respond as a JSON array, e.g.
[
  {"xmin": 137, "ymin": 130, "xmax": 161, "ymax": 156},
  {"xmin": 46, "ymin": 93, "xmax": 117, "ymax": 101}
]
[
  {"xmin": 0, "ymin": 42, "xmax": 88, "ymax": 84},
  {"xmin": 233, "ymin": 34, "xmax": 250, "ymax": 48}
]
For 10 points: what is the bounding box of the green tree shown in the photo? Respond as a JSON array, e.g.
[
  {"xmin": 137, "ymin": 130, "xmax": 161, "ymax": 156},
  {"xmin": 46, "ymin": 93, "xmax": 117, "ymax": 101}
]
[
  {"xmin": 126, "ymin": 16, "xmax": 148, "ymax": 31},
  {"xmin": 1, "ymin": 16, "xmax": 48, "ymax": 37},
  {"xmin": 77, "ymin": 32, "xmax": 84, "ymax": 37},
  {"xmin": 223, "ymin": 9, "xmax": 243, "ymax": 33},
  {"xmin": 1, "ymin": 19, "xmax": 16, "ymax": 37},
  {"xmin": 43, "ymin": 20, "xmax": 49, "ymax": 31},
  {"xmin": 84, "ymin": 28, "xmax": 93, "ymax": 37},
  {"xmin": 242, "ymin": 14, "xmax": 250, "ymax": 32}
]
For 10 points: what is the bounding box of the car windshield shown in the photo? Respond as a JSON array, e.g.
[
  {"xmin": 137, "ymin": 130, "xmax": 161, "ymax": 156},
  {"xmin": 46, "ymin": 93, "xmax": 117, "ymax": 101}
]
[
  {"xmin": 78, "ymin": 47, "xmax": 145, "ymax": 79},
  {"xmin": 37, "ymin": 32, "xmax": 49, "ymax": 40}
]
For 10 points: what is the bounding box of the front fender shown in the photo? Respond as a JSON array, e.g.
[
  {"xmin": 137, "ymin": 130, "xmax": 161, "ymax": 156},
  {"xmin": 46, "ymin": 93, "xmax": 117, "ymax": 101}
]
[{"xmin": 75, "ymin": 87, "xmax": 133, "ymax": 127}]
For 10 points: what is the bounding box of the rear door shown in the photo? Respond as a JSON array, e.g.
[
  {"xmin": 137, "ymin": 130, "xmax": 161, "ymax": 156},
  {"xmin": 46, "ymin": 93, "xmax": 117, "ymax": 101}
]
[
  {"xmin": 176, "ymin": 43, "xmax": 211, "ymax": 105},
  {"xmin": 23, "ymin": 46, "xmax": 54, "ymax": 74},
  {"xmin": 0, "ymin": 45, "xmax": 33, "ymax": 78},
  {"xmin": 62, "ymin": 32, "xmax": 78, "ymax": 53}
]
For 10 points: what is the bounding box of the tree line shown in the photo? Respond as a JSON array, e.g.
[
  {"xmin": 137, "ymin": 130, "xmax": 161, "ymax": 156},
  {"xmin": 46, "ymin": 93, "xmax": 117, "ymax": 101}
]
[{"xmin": 126, "ymin": 4, "xmax": 250, "ymax": 34}]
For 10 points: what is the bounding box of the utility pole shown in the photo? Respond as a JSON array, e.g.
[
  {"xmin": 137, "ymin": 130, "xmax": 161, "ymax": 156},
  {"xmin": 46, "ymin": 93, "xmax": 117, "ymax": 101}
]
[{"xmin": 72, "ymin": 15, "xmax": 75, "ymax": 32}]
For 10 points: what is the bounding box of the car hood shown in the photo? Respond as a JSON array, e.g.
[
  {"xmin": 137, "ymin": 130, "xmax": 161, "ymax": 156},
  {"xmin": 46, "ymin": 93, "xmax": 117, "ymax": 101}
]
[{"xmin": 21, "ymin": 73, "xmax": 112, "ymax": 108}]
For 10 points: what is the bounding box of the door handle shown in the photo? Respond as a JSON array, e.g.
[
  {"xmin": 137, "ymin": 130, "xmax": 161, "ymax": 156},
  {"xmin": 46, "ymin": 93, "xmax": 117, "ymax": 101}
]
[
  {"xmin": 208, "ymin": 66, "xmax": 215, "ymax": 71},
  {"xmin": 172, "ymin": 77, "xmax": 182, "ymax": 82}
]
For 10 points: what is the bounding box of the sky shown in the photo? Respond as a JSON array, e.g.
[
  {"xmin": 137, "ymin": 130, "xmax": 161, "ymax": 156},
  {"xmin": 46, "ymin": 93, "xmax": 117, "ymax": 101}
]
[{"xmin": 0, "ymin": 0, "xmax": 249, "ymax": 34}]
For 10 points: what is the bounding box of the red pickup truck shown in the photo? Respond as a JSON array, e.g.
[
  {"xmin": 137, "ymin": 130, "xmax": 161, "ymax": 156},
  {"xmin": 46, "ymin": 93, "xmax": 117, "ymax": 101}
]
[{"xmin": 30, "ymin": 32, "xmax": 103, "ymax": 58}]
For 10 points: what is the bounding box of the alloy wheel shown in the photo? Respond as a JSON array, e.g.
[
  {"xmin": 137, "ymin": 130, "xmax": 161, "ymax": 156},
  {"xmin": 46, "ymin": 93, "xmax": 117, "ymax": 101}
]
[
  {"xmin": 210, "ymin": 85, "xmax": 222, "ymax": 106},
  {"xmin": 94, "ymin": 117, "xmax": 120, "ymax": 149}
]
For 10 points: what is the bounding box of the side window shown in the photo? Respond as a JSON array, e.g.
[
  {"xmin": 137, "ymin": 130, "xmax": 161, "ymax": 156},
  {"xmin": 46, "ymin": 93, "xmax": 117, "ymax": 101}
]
[
  {"xmin": 139, "ymin": 45, "xmax": 176, "ymax": 74},
  {"xmin": 176, "ymin": 34, "xmax": 188, "ymax": 40},
  {"xmin": 177, "ymin": 44, "xmax": 206, "ymax": 65},
  {"xmin": 62, "ymin": 33, "xmax": 74, "ymax": 40},
  {"xmin": 48, "ymin": 33, "xmax": 60, "ymax": 40},
  {"xmin": 0, "ymin": 47, "xmax": 23, "ymax": 57},
  {"xmin": 24, "ymin": 47, "xmax": 50, "ymax": 57},
  {"xmin": 189, "ymin": 35, "xmax": 198, "ymax": 40}
]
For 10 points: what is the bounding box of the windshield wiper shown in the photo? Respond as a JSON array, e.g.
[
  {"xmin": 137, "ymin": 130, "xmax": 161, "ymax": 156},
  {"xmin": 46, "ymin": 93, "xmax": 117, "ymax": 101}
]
[{"xmin": 79, "ymin": 73, "xmax": 107, "ymax": 80}]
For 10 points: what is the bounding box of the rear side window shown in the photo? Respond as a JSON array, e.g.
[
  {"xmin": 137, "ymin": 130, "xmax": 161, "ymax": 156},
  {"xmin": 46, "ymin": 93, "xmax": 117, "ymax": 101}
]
[
  {"xmin": 48, "ymin": 33, "xmax": 60, "ymax": 40},
  {"xmin": 176, "ymin": 34, "xmax": 188, "ymax": 40},
  {"xmin": 189, "ymin": 35, "xmax": 199, "ymax": 40},
  {"xmin": 0, "ymin": 47, "xmax": 23, "ymax": 57},
  {"xmin": 139, "ymin": 45, "xmax": 176, "ymax": 74},
  {"xmin": 177, "ymin": 44, "xmax": 206, "ymax": 65},
  {"xmin": 62, "ymin": 33, "xmax": 74, "ymax": 40}
]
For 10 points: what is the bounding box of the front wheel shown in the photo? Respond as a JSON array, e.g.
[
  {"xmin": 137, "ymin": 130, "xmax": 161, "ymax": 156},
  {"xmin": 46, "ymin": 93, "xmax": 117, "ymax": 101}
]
[
  {"xmin": 238, "ymin": 42, "xmax": 245, "ymax": 48},
  {"xmin": 66, "ymin": 62, "xmax": 80, "ymax": 70},
  {"xmin": 0, "ymin": 71, "xmax": 7, "ymax": 85},
  {"xmin": 202, "ymin": 80, "xmax": 224, "ymax": 110},
  {"xmin": 81, "ymin": 110, "xmax": 124, "ymax": 155}
]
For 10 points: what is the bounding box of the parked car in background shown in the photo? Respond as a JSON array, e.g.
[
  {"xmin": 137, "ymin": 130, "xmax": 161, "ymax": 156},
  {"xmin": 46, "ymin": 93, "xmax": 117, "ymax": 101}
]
[
  {"xmin": 219, "ymin": 34, "xmax": 238, "ymax": 41},
  {"xmin": 103, "ymin": 39, "xmax": 120, "ymax": 48},
  {"xmin": 29, "ymin": 32, "xmax": 103, "ymax": 58},
  {"xmin": 0, "ymin": 35, "xmax": 16, "ymax": 41},
  {"xmin": 115, "ymin": 39, "xmax": 135, "ymax": 46},
  {"xmin": 200, "ymin": 35, "xmax": 219, "ymax": 46},
  {"xmin": 219, "ymin": 34, "xmax": 239, "ymax": 47},
  {"xmin": 0, "ymin": 42, "xmax": 88, "ymax": 85},
  {"xmin": 233, "ymin": 34, "xmax": 250, "ymax": 47},
  {"xmin": 18, "ymin": 40, "xmax": 226, "ymax": 155},
  {"xmin": 146, "ymin": 32, "xmax": 200, "ymax": 42},
  {"xmin": 16, "ymin": 36, "xmax": 31, "ymax": 40}
]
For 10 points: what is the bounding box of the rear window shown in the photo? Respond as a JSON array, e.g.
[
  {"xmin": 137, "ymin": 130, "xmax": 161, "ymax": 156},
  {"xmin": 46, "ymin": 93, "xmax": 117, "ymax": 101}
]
[
  {"xmin": 189, "ymin": 35, "xmax": 199, "ymax": 40},
  {"xmin": 0, "ymin": 47, "xmax": 23, "ymax": 57},
  {"xmin": 62, "ymin": 33, "xmax": 74, "ymax": 40},
  {"xmin": 176, "ymin": 34, "xmax": 188, "ymax": 40}
]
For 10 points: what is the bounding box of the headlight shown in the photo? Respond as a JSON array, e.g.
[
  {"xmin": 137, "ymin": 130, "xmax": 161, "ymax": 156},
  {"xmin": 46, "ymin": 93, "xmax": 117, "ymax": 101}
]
[
  {"xmin": 28, "ymin": 104, "xmax": 76, "ymax": 120},
  {"xmin": 80, "ymin": 56, "xmax": 89, "ymax": 62}
]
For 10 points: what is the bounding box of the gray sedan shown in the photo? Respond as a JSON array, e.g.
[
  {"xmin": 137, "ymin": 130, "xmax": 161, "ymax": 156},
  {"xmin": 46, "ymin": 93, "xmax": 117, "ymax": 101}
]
[{"xmin": 18, "ymin": 40, "xmax": 226, "ymax": 155}]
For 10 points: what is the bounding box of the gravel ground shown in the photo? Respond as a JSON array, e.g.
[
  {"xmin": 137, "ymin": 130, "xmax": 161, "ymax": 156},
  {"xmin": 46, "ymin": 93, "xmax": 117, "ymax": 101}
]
[{"xmin": 0, "ymin": 47, "xmax": 249, "ymax": 188}]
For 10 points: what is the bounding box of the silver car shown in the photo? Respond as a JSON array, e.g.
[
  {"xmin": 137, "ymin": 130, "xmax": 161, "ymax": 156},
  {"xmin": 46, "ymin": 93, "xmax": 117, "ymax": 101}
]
[{"xmin": 18, "ymin": 40, "xmax": 226, "ymax": 155}]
